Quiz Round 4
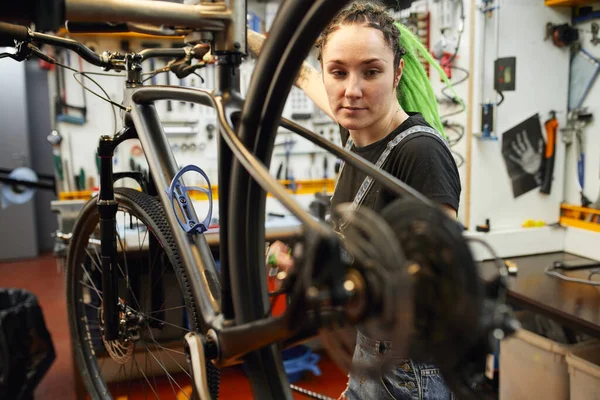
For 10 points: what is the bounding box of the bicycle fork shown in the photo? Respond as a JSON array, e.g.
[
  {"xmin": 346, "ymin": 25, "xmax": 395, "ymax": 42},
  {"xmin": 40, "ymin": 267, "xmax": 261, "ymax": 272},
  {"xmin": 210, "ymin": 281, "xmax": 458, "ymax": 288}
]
[{"xmin": 97, "ymin": 127, "xmax": 138, "ymax": 340}]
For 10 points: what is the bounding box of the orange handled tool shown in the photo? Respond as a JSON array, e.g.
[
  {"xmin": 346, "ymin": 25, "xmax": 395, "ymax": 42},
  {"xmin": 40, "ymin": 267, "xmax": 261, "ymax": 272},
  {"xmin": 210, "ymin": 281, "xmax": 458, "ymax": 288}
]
[{"xmin": 540, "ymin": 111, "xmax": 558, "ymax": 194}]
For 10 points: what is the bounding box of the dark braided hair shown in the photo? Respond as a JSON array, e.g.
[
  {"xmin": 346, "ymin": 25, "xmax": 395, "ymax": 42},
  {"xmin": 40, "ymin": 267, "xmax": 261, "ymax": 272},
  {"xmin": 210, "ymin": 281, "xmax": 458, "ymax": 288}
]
[{"xmin": 316, "ymin": 1, "xmax": 406, "ymax": 71}]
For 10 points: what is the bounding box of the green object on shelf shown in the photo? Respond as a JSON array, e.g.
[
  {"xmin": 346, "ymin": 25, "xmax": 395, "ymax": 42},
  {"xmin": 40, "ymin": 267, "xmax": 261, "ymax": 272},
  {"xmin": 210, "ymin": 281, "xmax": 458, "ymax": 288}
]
[{"xmin": 53, "ymin": 154, "xmax": 63, "ymax": 181}]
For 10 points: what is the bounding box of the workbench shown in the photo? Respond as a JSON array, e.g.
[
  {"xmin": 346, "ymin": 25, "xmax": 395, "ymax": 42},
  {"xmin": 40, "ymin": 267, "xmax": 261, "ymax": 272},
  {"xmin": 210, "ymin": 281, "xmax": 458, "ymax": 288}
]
[{"xmin": 479, "ymin": 252, "xmax": 600, "ymax": 338}]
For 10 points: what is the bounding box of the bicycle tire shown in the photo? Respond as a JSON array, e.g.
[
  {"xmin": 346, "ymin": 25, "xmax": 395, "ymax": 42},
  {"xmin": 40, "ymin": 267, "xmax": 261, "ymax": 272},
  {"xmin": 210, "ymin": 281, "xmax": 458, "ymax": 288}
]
[
  {"xmin": 66, "ymin": 188, "xmax": 219, "ymax": 399},
  {"xmin": 229, "ymin": 1, "xmax": 351, "ymax": 399}
]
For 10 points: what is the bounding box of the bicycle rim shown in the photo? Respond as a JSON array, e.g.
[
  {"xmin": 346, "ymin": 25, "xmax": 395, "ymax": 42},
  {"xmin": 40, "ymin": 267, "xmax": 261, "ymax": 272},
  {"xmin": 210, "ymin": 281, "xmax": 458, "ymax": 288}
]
[
  {"xmin": 66, "ymin": 188, "xmax": 219, "ymax": 399},
  {"xmin": 228, "ymin": 1, "xmax": 351, "ymax": 399}
]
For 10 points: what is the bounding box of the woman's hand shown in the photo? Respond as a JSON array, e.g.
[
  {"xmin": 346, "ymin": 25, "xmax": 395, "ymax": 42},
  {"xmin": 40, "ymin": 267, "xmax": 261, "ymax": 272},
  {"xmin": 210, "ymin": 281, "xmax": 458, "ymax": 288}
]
[{"xmin": 266, "ymin": 241, "xmax": 294, "ymax": 290}]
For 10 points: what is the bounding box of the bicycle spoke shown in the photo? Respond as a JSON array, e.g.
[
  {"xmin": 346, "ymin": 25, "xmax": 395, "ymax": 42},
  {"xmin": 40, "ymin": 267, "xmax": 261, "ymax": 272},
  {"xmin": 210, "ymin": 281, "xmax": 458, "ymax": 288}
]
[
  {"xmin": 151, "ymin": 287, "xmax": 181, "ymax": 319},
  {"xmin": 142, "ymin": 338, "xmax": 189, "ymax": 399},
  {"xmin": 85, "ymin": 247, "xmax": 102, "ymax": 274},
  {"xmin": 79, "ymin": 279, "xmax": 103, "ymax": 302},
  {"xmin": 137, "ymin": 217, "xmax": 149, "ymax": 251},
  {"xmin": 142, "ymin": 339, "xmax": 179, "ymax": 398},
  {"xmin": 133, "ymin": 355, "xmax": 161, "ymax": 400},
  {"xmin": 81, "ymin": 263, "xmax": 103, "ymax": 301},
  {"xmin": 143, "ymin": 339, "xmax": 159, "ymax": 400},
  {"xmin": 84, "ymin": 302, "xmax": 101, "ymax": 311},
  {"xmin": 149, "ymin": 305, "xmax": 187, "ymax": 314},
  {"xmin": 150, "ymin": 261, "xmax": 169, "ymax": 293},
  {"xmin": 92, "ymin": 244, "xmax": 103, "ymax": 275},
  {"xmin": 145, "ymin": 327, "xmax": 191, "ymax": 378},
  {"xmin": 143, "ymin": 313, "xmax": 192, "ymax": 333}
]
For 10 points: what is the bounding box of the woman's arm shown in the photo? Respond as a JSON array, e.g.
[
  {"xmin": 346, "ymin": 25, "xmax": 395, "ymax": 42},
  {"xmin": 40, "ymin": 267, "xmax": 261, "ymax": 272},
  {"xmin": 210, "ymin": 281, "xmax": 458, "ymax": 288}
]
[{"xmin": 247, "ymin": 29, "xmax": 335, "ymax": 120}]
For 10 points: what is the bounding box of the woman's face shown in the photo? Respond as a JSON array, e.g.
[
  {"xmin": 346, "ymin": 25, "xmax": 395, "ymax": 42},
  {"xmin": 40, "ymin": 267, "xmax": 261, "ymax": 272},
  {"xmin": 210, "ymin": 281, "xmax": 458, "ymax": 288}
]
[{"xmin": 321, "ymin": 24, "xmax": 402, "ymax": 131}]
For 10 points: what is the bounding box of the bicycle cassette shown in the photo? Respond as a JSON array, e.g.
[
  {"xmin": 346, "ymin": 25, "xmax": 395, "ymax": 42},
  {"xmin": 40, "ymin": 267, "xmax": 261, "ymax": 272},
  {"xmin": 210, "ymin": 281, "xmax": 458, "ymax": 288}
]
[
  {"xmin": 319, "ymin": 203, "xmax": 415, "ymax": 366},
  {"xmin": 379, "ymin": 198, "xmax": 491, "ymax": 397}
]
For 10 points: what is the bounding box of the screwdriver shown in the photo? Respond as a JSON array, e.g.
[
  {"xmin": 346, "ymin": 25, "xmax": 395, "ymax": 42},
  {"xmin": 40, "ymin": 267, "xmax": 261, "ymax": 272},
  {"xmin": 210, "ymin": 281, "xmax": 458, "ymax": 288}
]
[{"xmin": 540, "ymin": 111, "xmax": 558, "ymax": 194}]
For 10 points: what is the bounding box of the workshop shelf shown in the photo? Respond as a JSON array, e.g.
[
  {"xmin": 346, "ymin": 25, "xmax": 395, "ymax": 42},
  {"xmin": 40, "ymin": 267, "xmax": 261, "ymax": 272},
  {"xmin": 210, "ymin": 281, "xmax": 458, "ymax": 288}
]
[
  {"xmin": 57, "ymin": 179, "xmax": 335, "ymax": 202},
  {"xmin": 559, "ymin": 204, "xmax": 600, "ymax": 232},
  {"xmin": 545, "ymin": 0, "xmax": 599, "ymax": 7},
  {"xmin": 58, "ymin": 190, "xmax": 93, "ymax": 201}
]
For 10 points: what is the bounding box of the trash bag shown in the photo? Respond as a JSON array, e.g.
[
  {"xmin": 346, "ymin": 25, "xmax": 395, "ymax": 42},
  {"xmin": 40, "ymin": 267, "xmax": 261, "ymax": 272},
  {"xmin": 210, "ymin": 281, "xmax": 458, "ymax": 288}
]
[{"xmin": 0, "ymin": 288, "xmax": 55, "ymax": 400}]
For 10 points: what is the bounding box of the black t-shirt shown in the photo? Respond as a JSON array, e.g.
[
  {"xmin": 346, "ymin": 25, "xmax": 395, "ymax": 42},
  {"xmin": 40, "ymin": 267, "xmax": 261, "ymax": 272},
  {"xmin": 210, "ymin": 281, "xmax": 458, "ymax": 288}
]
[{"xmin": 331, "ymin": 113, "xmax": 461, "ymax": 215}]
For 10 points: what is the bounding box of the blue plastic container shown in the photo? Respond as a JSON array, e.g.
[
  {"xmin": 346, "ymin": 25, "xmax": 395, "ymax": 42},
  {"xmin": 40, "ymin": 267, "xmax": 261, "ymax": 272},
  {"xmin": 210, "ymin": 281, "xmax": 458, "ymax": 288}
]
[
  {"xmin": 282, "ymin": 345, "xmax": 322, "ymax": 383},
  {"xmin": 243, "ymin": 345, "xmax": 321, "ymax": 383}
]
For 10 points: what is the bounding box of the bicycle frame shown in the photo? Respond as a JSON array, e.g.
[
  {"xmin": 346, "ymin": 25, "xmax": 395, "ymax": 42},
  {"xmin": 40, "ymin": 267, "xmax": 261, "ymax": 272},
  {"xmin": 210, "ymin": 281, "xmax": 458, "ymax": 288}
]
[
  {"xmin": 111, "ymin": 74, "xmax": 435, "ymax": 358},
  {"xmin": 101, "ymin": 70, "xmax": 372, "ymax": 363}
]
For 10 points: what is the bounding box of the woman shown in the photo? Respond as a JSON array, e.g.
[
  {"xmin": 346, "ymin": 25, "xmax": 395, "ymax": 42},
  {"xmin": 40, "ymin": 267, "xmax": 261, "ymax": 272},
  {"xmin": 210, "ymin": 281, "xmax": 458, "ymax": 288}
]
[{"xmin": 249, "ymin": 1, "xmax": 460, "ymax": 399}]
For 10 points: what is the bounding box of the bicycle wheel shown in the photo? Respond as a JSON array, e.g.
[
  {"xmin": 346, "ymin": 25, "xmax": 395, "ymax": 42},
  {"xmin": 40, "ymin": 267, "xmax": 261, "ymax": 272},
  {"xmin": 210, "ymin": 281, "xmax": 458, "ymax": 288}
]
[
  {"xmin": 228, "ymin": 1, "xmax": 351, "ymax": 399},
  {"xmin": 66, "ymin": 188, "xmax": 219, "ymax": 399}
]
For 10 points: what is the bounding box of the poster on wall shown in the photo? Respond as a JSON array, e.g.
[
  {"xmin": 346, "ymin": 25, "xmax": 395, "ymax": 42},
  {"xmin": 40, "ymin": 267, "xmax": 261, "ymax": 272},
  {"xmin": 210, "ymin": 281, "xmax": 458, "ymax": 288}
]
[{"xmin": 501, "ymin": 114, "xmax": 545, "ymax": 198}]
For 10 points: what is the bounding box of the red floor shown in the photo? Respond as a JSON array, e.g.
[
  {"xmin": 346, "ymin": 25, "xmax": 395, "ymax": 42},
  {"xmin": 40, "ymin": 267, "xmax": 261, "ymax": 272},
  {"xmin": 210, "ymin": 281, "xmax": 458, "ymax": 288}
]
[{"xmin": 0, "ymin": 253, "xmax": 347, "ymax": 399}]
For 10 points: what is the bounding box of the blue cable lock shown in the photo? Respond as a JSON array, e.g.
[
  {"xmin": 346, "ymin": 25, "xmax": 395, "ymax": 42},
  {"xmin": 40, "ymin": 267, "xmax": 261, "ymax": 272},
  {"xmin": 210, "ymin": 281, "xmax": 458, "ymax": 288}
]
[{"xmin": 166, "ymin": 165, "xmax": 213, "ymax": 235}]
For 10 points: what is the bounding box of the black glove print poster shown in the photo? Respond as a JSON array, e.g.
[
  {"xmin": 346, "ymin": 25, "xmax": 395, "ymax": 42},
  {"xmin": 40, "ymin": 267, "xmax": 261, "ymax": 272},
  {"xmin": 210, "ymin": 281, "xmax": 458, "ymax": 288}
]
[{"xmin": 501, "ymin": 114, "xmax": 545, "ymax": 198}]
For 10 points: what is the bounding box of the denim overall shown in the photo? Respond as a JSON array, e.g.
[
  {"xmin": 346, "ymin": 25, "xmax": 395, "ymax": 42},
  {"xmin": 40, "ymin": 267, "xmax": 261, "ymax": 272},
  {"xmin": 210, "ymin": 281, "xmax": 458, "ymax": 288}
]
[{"xmin": 337, "ymin": 126, "xmax": 454, "ymax": 400}]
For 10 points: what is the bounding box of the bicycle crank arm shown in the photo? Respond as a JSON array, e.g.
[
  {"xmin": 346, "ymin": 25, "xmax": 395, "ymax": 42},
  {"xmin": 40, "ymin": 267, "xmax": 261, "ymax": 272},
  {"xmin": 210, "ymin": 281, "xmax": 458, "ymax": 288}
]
[{"xmin": 185, "ymin": 332, "xmax": 213, "ymax": 400}]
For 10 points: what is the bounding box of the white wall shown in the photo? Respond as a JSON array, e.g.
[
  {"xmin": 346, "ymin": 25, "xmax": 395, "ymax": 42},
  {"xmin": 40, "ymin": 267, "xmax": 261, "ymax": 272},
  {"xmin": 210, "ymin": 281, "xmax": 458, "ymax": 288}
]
[
  {"xmin": 466, "ymin": 0, "xmax": 571, "ymax": 232},
  {"xmin": 427, "ymin": 0, "xmax": 572, "ymax": 232}
]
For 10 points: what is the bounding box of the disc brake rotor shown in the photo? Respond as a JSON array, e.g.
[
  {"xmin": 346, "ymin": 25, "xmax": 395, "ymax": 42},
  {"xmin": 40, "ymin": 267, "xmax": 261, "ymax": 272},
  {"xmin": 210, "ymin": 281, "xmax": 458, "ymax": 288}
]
[{"xmin": 99, "ymin": 300, "xmax": 134, "ymax": 364}]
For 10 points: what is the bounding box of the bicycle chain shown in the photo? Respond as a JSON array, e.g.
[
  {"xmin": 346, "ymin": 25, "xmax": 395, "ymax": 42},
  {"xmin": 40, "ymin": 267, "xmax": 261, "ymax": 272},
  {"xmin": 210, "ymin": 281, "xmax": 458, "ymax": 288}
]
[{"xmin": 290, "ymin": 384, "xmax": 335, "ymax": 400}]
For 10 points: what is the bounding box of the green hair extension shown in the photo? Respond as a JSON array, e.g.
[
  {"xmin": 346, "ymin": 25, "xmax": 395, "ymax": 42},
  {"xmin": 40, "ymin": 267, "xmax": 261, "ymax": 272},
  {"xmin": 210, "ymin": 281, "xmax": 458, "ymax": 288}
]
[{"xmin": 395, "ymin": 22, "xmax": 463, "ymax": 139}]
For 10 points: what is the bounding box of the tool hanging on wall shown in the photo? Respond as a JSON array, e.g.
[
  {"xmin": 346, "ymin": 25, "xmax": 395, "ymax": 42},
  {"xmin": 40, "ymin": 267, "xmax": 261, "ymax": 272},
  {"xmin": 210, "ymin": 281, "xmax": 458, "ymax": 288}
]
[
  {"xmin": 540, "ymin": 111, "xmax": 558, "ymax": 195},
  {"xmin": 561, "ymin": 108, "xmax": 593, "ymax": 206},
  {"xmin": 591, "ymin": 22, "xmax": 600, "ymax": 46},
  {"xmin": 545, "ymin": 22, "xmax": 580, "ymax": 48},
  {"xmin": 54, "ymin": 50, "xmax": 87, "ymax": 125},
  {"xmin": 475, "ymin": 0, "xmax": 504, "ymax": 141},
  {"xmin": 568, "ymin": 47, "xmax": 600, "ymax": 111},
  {"xmin": 432, "ymin": 0, "xmax": 465, "ymax": 79}
]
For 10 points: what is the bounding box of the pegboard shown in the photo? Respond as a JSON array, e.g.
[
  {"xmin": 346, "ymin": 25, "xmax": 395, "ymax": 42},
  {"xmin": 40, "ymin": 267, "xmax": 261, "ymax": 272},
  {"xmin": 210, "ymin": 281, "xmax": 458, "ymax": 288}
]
[{"xmin": 51, "ymin": 35, "xmax": 341, "ymax": 195}]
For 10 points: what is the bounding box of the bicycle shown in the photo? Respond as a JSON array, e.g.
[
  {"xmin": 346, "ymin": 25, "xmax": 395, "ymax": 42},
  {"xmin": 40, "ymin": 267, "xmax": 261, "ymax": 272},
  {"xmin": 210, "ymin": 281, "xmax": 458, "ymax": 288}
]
[{"xmin": 0, "ymin": 1, "xmax": 519, "ymax": 399}]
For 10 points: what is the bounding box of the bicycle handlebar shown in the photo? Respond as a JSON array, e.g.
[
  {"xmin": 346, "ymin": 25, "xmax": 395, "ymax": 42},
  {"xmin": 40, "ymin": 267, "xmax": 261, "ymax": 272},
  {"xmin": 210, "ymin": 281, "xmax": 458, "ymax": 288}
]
[
  {"xmin": 0, "ymin": 21, "xmax": 203, "ymax": 71},
  {"xmin": 0, "ymin": 22, "xmax": 30, "ymax": 46},
  {"xmin": 32, "ymin": 31, "xmax": 107, "ymax": 66}
]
